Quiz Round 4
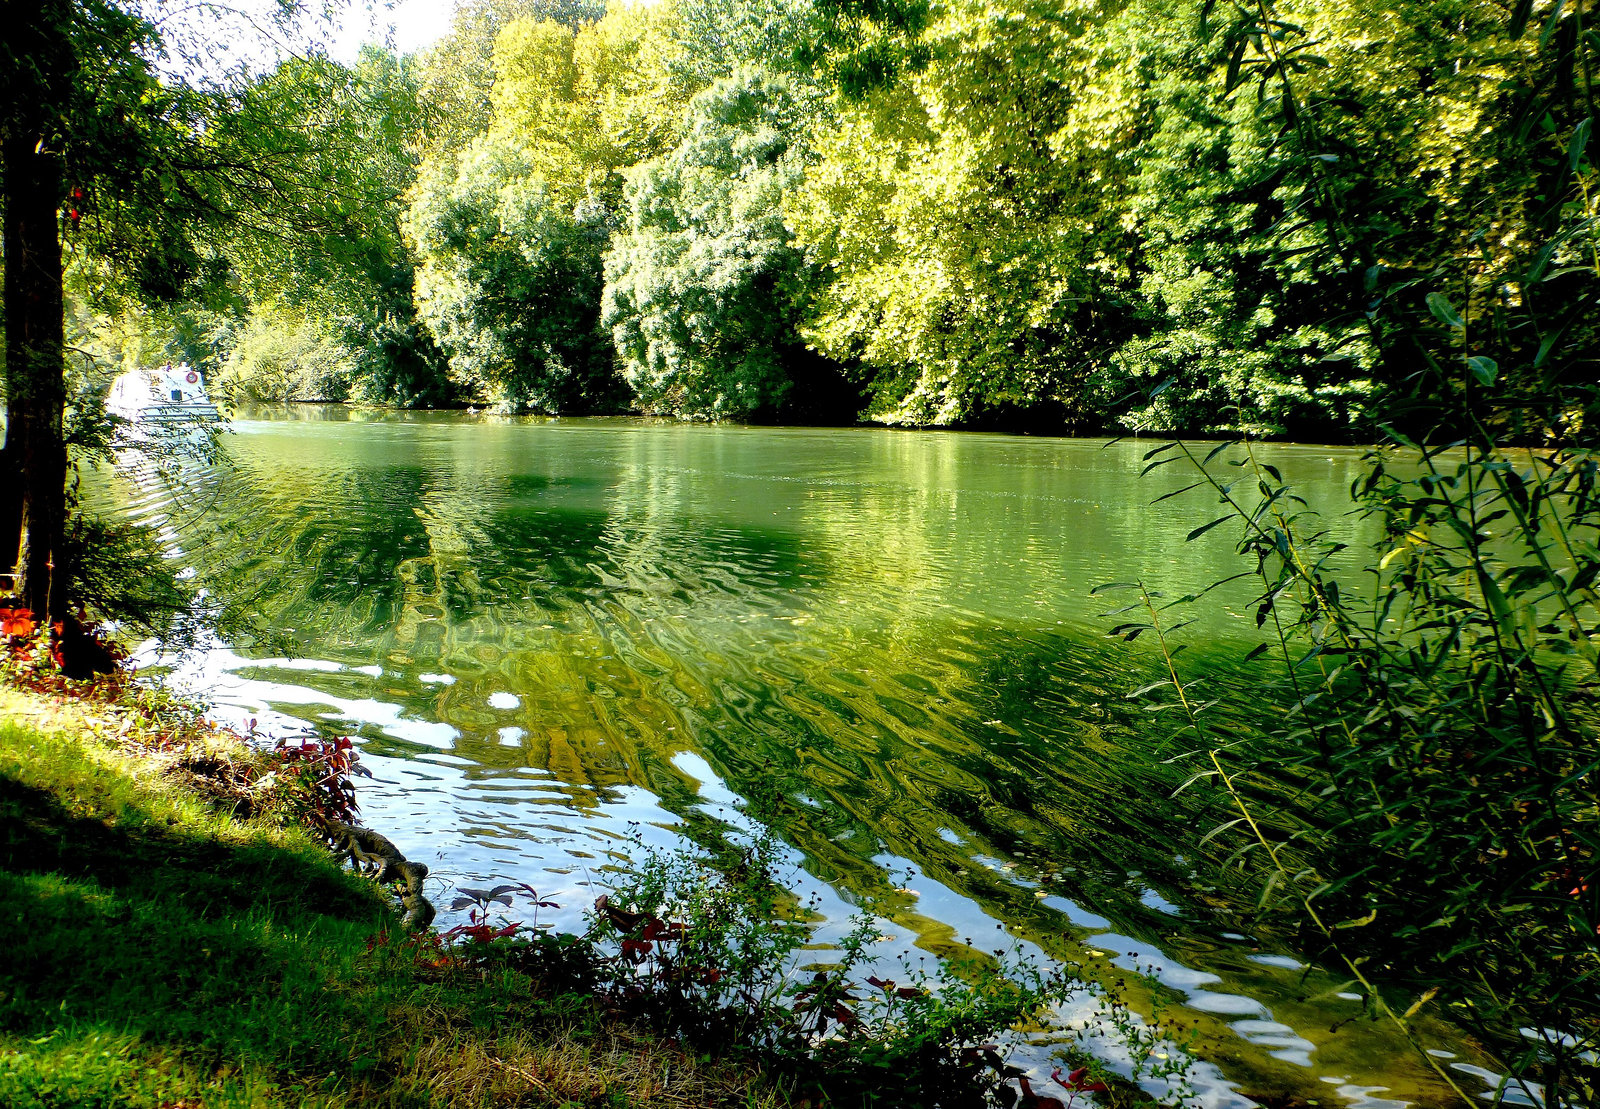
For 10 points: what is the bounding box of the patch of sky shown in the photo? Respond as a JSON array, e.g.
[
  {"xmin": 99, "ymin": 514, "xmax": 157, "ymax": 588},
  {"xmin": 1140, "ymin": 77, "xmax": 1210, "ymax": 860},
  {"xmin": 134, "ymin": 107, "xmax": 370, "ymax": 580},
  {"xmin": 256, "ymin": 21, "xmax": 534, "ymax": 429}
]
[
  {"xmin": 1138, "ymin": 887, "xmax": 1181, "ymax": 915},
  {"xmin": 1036, "ymin": 894, "xmax": 1110, "ymax": 931}
]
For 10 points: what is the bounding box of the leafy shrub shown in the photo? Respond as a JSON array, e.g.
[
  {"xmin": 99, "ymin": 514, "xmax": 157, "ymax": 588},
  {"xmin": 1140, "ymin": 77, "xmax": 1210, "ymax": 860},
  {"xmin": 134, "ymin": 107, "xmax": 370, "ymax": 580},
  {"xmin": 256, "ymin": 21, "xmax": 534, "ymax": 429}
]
[
  {"xmin": 213, "ymin": 308, "xmax": 358, "ymax": 402},
  {"xmin": 0, "ymin": 604, "xmax": 124, "ymax": 683},
  {"xmin": 604, "ymin": 67, "xmax": 826, "ymax": 419},
  {"xmin": 56, "ymin": 515, "xmax": 192, "ymax": 640},
  {"xmin": 1123, "ymin": 436, "xmax": 1600, "ymax": 1107},
  {"xmin": 1107, "ymin": 4, "xmax": 1600, "ymax": 1103},
  {"xmin": 583, "ymin": 831, "xmax": 1099, "ymax": 1107},
  {"xmin": 256, "ymin": 731, "xmax": 371, "ymax": 830},
  {"xmin": 589, "ymin": 829, "xmax": 813, "ymax": 1045},
  {"xmin": 392, "ymin": 834, "xmax": 1197, "ymax": 1107}
]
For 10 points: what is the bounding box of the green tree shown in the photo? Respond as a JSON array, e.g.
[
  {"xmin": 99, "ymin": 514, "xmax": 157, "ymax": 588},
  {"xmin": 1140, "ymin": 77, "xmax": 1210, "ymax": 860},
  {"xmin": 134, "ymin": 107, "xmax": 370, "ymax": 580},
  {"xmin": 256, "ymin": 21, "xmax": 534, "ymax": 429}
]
[
  {"xmin": 206, "ymin": 49, "xmax": 452, "ymax": 407},
  {"xmin": 1, "ymin": 0, "xmax": 213, "ymax": 623},
  {"xmin": 415, "ymin": 0, "xmax": 607, "ymax": 163},
  {"xmin": 404, "ymin": 3, "xmax": 694, "ymax": 412},
  {"xmin": 668, "ymin": 0, "xmax": 819, "ymax": 86},
  {"xmin": 604, "ymin": 67, "xmax": 830, "ymax": 418},
  {"xmin": 791, "ymin": 0, "xmax": 1559, "ymax": 437},
  {"xmin": 405, "ymin": 139, "xmax": 618, "ymax": 412},
  {"xmin": 789, "ymin": 0, "xmax": 1126, "ymax": 428},
  {"xmin": 1090, "ymin": 0, "xmax": 1548, "ymax": 436}
]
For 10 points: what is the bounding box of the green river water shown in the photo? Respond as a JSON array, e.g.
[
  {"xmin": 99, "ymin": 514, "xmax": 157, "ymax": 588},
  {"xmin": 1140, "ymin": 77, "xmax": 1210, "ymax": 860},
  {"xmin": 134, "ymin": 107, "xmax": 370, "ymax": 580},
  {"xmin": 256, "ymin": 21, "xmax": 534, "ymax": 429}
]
[{"xmin": 93, "ymin": 408, "xmax": 1512, "ymax": 1108}]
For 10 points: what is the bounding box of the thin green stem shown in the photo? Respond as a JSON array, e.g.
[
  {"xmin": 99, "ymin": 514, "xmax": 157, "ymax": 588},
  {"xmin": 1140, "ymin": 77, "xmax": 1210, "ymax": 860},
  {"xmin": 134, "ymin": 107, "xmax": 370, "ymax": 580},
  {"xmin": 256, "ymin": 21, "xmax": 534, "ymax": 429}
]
[{"xmin": 1135, "ymin": 579, "xmax": 1477, "ymax": 1105}]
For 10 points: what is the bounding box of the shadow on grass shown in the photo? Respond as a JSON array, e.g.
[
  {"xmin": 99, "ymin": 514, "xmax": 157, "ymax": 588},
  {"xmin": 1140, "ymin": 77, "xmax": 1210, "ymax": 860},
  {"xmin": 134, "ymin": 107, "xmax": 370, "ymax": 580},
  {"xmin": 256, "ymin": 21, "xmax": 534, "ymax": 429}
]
[
  {"xmin": 0, "ymin": 765, "xmax": 399, "ymax": 1084},
  {"xmin": 0, "ymin": 698, "xmax": 794, "ymax": 1109},
  {"xmin": 0, "ymin": 771, "xmax": 381, "ymax": 919}
]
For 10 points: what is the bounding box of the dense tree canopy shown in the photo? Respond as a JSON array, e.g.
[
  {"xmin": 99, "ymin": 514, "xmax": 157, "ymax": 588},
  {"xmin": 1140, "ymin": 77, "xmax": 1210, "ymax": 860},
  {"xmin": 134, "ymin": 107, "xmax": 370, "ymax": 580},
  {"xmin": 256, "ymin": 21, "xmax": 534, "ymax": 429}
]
[
  {"xmin": 400, "ymin": 3, "xmax": 700, "ymax": 412},
  {"xmin": 386, "ymin": 0, "xmax": 1596, "ymax": 433},
  {"xmin": 605, "ymin": 68, "xmax": 823, "ymax": 417},
  {"xmin": 11, "ymin": 0, "xmax": 1598, "ymax": 440}
]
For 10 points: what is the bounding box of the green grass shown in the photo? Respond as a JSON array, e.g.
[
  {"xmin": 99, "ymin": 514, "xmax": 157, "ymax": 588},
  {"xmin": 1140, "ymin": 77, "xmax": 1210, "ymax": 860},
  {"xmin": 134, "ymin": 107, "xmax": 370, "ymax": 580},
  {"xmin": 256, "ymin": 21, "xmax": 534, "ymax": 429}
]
[{"xmin": 0, "ymin": 689, "xmax": 777, "ymax": 1109}]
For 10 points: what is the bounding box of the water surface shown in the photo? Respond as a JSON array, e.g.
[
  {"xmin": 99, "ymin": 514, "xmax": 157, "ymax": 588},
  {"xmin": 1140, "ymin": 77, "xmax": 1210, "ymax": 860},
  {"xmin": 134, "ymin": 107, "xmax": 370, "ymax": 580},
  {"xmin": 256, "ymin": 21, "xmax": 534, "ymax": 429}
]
[{"xmin": 95, "ymin": 410, "xmax": 1500, "ymax": 1108}]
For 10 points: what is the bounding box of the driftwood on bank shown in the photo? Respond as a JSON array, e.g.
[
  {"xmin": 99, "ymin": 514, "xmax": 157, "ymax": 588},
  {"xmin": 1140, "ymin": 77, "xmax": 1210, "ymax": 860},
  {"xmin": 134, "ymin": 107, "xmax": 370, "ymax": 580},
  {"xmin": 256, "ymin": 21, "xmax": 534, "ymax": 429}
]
[{"xmin": 325, "ymin": 820, "xmax": 436, "ymax": 930}]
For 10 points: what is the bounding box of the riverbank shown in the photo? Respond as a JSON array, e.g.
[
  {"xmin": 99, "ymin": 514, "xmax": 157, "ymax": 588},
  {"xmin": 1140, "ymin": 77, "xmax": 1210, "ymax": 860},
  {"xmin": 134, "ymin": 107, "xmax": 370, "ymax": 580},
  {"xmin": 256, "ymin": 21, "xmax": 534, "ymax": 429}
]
[{"xmin": 0, "ymin": 683, "xmax": 782, "ymax": 1109}]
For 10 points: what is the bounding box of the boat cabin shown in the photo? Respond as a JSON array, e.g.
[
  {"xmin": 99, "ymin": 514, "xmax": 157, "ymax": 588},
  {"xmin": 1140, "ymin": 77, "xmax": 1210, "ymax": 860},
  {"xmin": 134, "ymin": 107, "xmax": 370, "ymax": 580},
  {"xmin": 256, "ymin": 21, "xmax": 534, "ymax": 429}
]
[{"xmin": 107, "ymin": 362, "xmax": 219, "ymax": 429}]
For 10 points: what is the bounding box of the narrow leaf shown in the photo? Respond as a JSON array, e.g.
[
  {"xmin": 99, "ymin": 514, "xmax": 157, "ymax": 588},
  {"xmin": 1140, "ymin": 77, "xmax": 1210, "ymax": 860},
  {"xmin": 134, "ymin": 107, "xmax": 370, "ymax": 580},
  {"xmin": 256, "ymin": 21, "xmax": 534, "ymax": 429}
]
[
  {"xmin": 1570, "ymin": 117, "xmax": 1591, "ymax": 171},
  {"xmin": 1403, "ymin": 987, "xmax": 1441, "ymax": 1019},
  {"xmin": 1534, "ymin": 331, "xmax": 1561, "ymax": 368},
  {"xmin": 1199, "ymin": 818, "xmax": 1247, "ymax": 847},
  {"xmin": 1540, "ymin": 0, "xmax": 1569, "ymax": 48},
  {"xmin": 1128, "ymin": 680, "xmax": 1172, "ymax": 698},
  {"xmin": 1187, "ymin": 516, "xmax": 1233, "ymax": 542},
  {"xmin": 1508, "ymin": 0, "xmax": 1535, "ymax": 36}
]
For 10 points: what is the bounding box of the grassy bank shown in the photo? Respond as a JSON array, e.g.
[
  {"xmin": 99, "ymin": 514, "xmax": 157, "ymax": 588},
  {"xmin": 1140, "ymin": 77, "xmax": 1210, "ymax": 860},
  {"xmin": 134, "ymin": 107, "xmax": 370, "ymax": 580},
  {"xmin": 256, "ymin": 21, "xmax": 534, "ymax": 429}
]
[{"xmin": 0, "ymin": 685, "xmax": 778, "ymax": 1109}]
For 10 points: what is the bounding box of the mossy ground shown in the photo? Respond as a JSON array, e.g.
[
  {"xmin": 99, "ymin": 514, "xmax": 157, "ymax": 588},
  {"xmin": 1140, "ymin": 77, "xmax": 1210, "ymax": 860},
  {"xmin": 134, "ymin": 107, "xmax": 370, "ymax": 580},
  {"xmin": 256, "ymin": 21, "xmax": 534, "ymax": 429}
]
[{"xmin": 0, "ymin": 686, "xmax": 781, "ymax": 1109}]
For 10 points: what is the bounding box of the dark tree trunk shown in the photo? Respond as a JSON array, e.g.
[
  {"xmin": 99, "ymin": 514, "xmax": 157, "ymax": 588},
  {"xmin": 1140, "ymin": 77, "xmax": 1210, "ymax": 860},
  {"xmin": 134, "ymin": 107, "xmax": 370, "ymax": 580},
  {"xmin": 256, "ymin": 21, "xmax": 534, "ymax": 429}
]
[
  {"xmin": 0, "ymin": 418, "xmax": 21, "ymax": 595},
  {"xmin": 1, "ymin": 0, "xmax": 73, "ymax": 620}
]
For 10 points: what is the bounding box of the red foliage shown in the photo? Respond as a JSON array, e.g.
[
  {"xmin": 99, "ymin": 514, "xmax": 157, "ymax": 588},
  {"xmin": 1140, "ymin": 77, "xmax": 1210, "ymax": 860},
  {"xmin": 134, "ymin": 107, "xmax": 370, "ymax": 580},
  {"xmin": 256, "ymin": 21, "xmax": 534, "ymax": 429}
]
[
  {"xmin": 1, "ymin": 606, "xmax": 129, "ymax": 691},
  {"xmin": 269, "ymin": 732, "xmax": 368, "ymax": 828},
  {"xmin": 1052, "ymin": 1066, "xmax": 1109, "ymax": 1095},
  {"xmin": 1017, "ymin": 1077, "xmax": 1067, "ymax": 1109},
  {"xmin": 0, "ymin": 607, "xmax": 35, "ymax": 638},
  {"xmin": 382, "ymin": 883, "xmax": 566, "ymax": 975},
  {"xmin": 51, "ymin": 612, "xmax": 123, "ymax": 678}
]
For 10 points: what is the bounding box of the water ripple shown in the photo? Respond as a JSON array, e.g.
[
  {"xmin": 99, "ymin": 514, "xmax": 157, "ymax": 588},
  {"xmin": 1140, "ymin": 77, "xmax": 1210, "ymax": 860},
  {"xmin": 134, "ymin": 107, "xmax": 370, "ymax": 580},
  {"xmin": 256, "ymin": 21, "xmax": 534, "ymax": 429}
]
[{"xmin": 85, "ymin": 413, "xmax": 1504, "ymax": 1109}]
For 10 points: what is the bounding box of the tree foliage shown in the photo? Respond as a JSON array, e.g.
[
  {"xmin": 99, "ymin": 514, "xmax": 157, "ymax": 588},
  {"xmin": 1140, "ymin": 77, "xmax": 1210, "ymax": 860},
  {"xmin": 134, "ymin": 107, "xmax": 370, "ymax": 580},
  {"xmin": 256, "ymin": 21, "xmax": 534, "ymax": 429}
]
[
  {"xmin": 604, "ymin": 68, "xmax": 824, "ymax": 418},
  {"xmin": 23, "ymin": 0, "xmax": 1594, "ymax": 437},
  {"xmin": 403, "ymin": 3, "xmax": 696, "ymax": 412},
  {"xmin": 413, "ymin": 0, "xmax": 607, "ymax": 164},
  {"xmin": 199, "ymin": 48, "xmax": 454, "ymax": 407},
  {"xmin": 405, "ymin": 137, "xmax": 618, "ymax": 412},
  {"xmin": 790, "ymin": 0, "xmax": 1121, "ymax": 428},
  {"xmin": 784, "ymin": 0, "xmax": 1571, "ymax": 434}
]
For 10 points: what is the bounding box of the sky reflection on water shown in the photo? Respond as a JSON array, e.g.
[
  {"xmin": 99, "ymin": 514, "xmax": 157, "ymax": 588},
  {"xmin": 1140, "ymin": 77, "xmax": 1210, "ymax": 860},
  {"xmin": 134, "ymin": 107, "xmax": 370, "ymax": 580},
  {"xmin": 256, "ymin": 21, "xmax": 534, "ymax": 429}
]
[{"xmin": 96, "ymin": 412, "xmax": 1503, "ymax": 1108}]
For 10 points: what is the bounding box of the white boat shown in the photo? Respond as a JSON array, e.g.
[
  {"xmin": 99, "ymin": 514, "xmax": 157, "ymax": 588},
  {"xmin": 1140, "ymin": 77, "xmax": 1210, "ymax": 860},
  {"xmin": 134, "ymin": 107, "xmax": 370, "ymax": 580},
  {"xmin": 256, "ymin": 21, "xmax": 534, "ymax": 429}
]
[{"xmin": 108, "ymin": 363, "xmax": 221, "ymax": 433}]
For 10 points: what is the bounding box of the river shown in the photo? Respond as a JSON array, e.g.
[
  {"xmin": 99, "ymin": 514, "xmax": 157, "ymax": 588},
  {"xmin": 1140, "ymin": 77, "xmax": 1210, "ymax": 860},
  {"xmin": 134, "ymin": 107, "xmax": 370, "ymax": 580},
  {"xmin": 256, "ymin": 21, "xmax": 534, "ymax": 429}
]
[{"xmin": 91, "ymin": 408, "xmax": 1509, "ymax": 1108}]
